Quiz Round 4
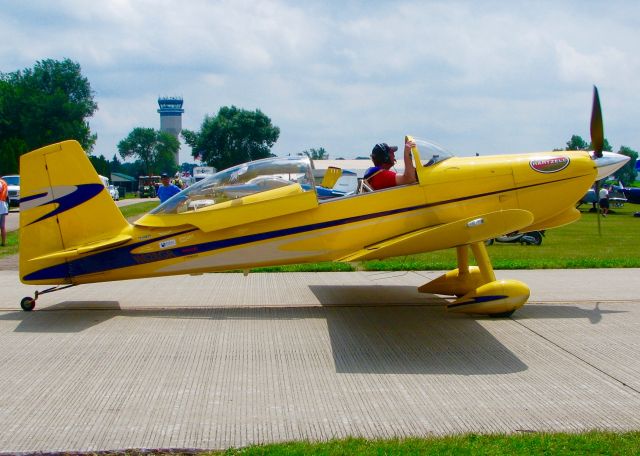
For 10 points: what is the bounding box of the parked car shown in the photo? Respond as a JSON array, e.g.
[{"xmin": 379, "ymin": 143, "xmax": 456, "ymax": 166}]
[
  {"xmin": 108, "ymin": 184, "xmax": 119, "ymax": 201},
  {"xmin": 1, "ymin": 174, "xmax": 20, "ymax": 207}
]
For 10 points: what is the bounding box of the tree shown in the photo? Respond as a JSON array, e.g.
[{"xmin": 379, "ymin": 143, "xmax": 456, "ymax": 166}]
[
  {"xmin": 616, "ymin": 146, "xmax": 638, "ymax": 186},
  {"xmin": 110, "ymin": 154, "xmax": 123, "ymax": 174},
  {"xmin": 564, "ymin": 135, "xmax": 612, "ymax": 152},
  {"xmin": 118, "ymin": 128, "xmax": 179, "ymax": 176},
  {"xmin": 565, "ymin": 135, "xmax": 589, "ymax": 151},
  {"xmin": 155, "ymin": 131, "xmax": 181, "ymax": 175},
  {"xmin": 88, "ymin": 154, "xmax": 110, "ymax": 178},
  {"xmin": 120, "ymin": 160, "xmax": 146, "ymax": 179},
  {"xmin": 0, "ymin": 59, "xmax": 97, "ymax": 174},
  {"xmin": 182, "ymin": 106, "xmax": 279, "ymax": 170},
  {"xmin": 302, "ymin": 147, "xmax": 329, "ymax": 160}
]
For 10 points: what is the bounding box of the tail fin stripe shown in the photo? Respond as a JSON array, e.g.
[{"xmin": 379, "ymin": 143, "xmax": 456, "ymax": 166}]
[
  {"xmin": 19, "ymin": 191, "xmax": 49, "ymax": 205},
  {"xmin": 26, "ymin": 183, "xmax": 105, "ymax": 226}
]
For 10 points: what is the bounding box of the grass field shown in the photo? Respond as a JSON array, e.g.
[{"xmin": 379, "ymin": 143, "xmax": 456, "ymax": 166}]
[
  {"xmin": 105, "ymin": 432, "xmax": 640, "ymax": 455},
  {"xmin": 2, "ymin": 202, "xmax": 639, "ymax": 269},
  {"xmin": 119, "ymin": 201, "xmax": 160, "ymax": 219},
  {"xmin": 226, "ymin": 433, "xmax": 640, "ymax": 455}
]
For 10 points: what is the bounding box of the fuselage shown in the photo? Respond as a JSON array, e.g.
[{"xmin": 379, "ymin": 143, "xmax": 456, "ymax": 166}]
[{"xmin": 21, "ymin": 148, "xmax": 596, "ymax": 285}]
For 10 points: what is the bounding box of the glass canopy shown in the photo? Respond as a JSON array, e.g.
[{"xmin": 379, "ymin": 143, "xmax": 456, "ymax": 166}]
[{"xmin": 150, "ymin": 156, "xmax": 315, "ymax": 215}]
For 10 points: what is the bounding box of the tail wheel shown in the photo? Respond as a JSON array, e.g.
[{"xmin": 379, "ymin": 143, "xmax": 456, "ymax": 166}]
[{"xmin": 20, "ymin": 297, "xmax": 36, "ymax": 312}]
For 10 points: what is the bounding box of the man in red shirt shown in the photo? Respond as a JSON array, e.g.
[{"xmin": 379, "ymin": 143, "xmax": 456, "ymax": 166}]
[{"xmin": 363, "ymin": 140, "xmax": 417, "ymax": 190}]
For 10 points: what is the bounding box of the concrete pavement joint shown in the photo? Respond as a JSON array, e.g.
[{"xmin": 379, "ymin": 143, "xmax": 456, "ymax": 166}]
[{"xmin": 513, "ymin": 313, "xmax": 640, "ymax": 396}]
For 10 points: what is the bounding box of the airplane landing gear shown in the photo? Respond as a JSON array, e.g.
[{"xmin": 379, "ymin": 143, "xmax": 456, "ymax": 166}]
[
  {"xmin": 19, "ymin": 284, "xmax": 76, "ymax": 312},
  {"xmin": 418, "ymin": 242, "xmax": 530, "ymax": 317},
  {"xmin": 20, "ymin": 297, "xmax": 36, "ymax": 312}
]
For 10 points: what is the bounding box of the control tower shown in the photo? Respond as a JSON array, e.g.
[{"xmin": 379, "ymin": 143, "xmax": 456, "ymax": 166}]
[{"xmin": 157, "ymin": 96, "xmax": 184, "ymax": 165}]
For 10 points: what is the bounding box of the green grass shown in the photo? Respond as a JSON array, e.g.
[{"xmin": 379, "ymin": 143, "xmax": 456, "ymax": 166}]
[
  {"xmin": 119, "ymin": 201, "xmax": 159, "ymax": 219},
  {"xmin": 103, "ymin": 432, "xmax": 640, "ymax": 455},
  {"xmin": 0, "ymin": 230, "xmax": 19, "ymax": 257},
  {"xmin": 220, "ymin": 433, "xmax": 640, "ymax": 455}
]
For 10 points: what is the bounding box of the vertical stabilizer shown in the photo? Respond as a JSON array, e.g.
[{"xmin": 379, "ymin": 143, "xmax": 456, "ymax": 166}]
[{"xmin": 19, "ymin": 140, "xmax": 131, "ymax": 284}]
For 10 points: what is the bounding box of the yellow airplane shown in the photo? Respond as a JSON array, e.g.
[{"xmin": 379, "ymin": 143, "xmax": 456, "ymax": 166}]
[{"xmin": 18, "ymin": 88, "xmax": 629, "ymax": 315}]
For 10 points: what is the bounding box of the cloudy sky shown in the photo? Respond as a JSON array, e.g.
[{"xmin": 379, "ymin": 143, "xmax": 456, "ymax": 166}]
[{"xmin": 1, "ymin": 1, "xmax": 639, "ymax": 163}]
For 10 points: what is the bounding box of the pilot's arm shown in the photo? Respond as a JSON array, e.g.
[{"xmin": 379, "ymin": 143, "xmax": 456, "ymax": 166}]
[{"xmin": 395, "ymin": 140, "xmax": 417, "ymax": 185}]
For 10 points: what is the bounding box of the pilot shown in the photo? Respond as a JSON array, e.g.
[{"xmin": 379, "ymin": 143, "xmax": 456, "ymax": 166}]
[{"xmin": 363, "ymin": 140, "xmax": 417, "ymax": 190}]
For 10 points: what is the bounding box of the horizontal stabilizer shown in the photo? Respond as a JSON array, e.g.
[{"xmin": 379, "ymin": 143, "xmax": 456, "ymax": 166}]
[
  {"xmin": 30, "ymin": 234, "xmax": 132, "ymax": 262},
  {"xmin": 338, "ymin": 209, "xmax": 534, "ymax": 262}
]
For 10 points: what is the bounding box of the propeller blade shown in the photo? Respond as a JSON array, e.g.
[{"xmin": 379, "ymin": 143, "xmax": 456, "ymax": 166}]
[{"xmin": 590, "ymin": 86, "xmax": 604, "ymax": 158}]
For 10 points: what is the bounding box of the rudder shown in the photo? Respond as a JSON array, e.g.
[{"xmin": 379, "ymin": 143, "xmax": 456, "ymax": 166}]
[{"xmin": 19, "ymin": 140, "xmax": 131, "ymax": 284}]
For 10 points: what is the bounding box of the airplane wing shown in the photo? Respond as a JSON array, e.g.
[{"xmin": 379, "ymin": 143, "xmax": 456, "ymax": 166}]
[{"xmin": 337, "ymin": 209, "xmax": 534, "ymax": 262}]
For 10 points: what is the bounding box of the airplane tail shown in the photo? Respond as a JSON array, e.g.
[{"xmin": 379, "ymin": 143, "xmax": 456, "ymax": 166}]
[{"xmin": 19, "ymin": 140, "xmax": 131, "ymax": 284}]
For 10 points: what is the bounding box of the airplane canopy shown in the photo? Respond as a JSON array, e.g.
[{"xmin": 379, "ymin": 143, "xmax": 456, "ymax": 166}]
[{"xmin": 151, "ymin": 156, "xmax": 315, "ymax": 215}]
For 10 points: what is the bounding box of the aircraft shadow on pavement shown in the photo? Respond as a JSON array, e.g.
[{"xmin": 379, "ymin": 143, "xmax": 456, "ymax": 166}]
[
  {"xmin": 2, "ymin": 303, "xmax": 528, "ymax": 376},
  {"xmin": 309, "ymin": 285, "xmax": 528, "ymax": 375},
  {"xmin": 516, "ymin": 302, "xmax": 628, "ymax": 324},
  {"xmin": 0, "ymin": 301, "xmax": 122, "ymax": 333},
  {"xmin": 6, "ymin": 287, "xmax": 623, "ymax": 375}
]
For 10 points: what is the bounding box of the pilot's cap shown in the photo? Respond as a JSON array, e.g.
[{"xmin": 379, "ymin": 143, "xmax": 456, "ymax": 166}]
[{"xmin": 371, "ymin": 143, "xmax": 398, "ymax": 162}]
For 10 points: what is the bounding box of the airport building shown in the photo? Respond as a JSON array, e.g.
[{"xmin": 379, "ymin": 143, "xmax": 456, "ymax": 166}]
[{"xmin": 157, "ymin": 96, "xmax": 184, "ymax": 165}]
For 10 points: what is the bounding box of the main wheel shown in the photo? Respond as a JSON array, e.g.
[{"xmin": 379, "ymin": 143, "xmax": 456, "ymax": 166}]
[
  {"xmin": 528, "ymin": 231, "xmax": 543, "ymax": 246},
  {"xmin": 20, "ymin": 297, "xmax": 36, "ymax": 312}
]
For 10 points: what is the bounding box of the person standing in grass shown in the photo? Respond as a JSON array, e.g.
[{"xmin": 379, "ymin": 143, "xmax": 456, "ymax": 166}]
[
  {"xmin": 0, "ymin": 177, "xmax": 8, "ymax": 246},
  {"xmin": 599, "ymin": 185, "xmax": 610, "ymax": 217}
]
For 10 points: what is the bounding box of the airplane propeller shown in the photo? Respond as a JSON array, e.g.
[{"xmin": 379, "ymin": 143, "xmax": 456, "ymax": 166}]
[
  {"xmin": 588, "ymin": 87, "xmax": 631, "ymax": 236},
  {"xmin": 591, "ymin": 86, "xmax": 604, "ymax": 235},
  {"xmin": 590, "ymin": 86, "xmax": 604, "ymax": 159}
]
